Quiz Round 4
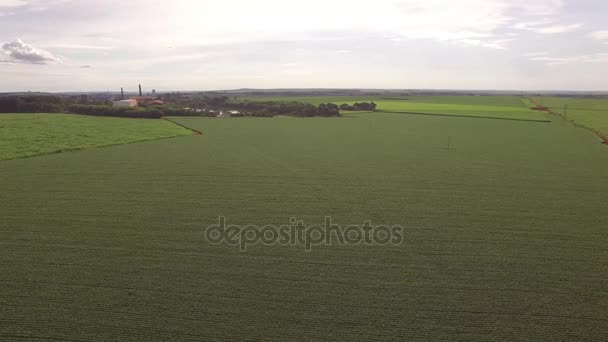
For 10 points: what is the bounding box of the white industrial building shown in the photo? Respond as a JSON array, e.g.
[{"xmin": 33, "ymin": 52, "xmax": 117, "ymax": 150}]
[
  {"xmin": 217, "ymin": 111, "xmax": 240, "ymax": 118},
  {"xmin": 112, "ymin": 99, "xmax": 138, "ymax": 107}
]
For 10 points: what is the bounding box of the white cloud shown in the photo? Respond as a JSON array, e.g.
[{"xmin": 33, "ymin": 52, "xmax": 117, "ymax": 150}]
[
  {"xmin": 0, "ymin": 0, "xmax": 25, "ymax": 15},
  {"xmin": 1, "ymin": 39, "xmax": 59, "ymax": 64},
  {"xmin": 590, "ymin": 31, "xmax": 608, "ymax": 41},
  {"xmin": 104, "ymin": 52, "xmax": 210, "ymax": 70},
  {"xmin": 529, "ymin": 56, "xmax": 574, "ymax": 65},
  {"xmin": 5, "ymin": 0, "xmax": 608, "ymax": 91},
  {"xmin": 0, "ymin": 0, "xmax": 26, "ymax": 7},
  {"xmin": 458, "ymin": 38, "xmax": 514, "ymax": 50},
  {"xmin": 121, "ymin": 0, "xmax": 567, "ymax": 50},
  {"xmin": 535, "ymin": 23, "xmax": 583, "ymax": 34},
  {"xmin": 523, "ymin": 51, "xmax": 549, "ymax": 57},
  {"xmin": 514, "ymin": 21, "xmax": 582, "ymax": 34},
  {"xmin": 528, "ymin": 53, "xmax": 608, "ymax": 66},
  {"xmin": 0, "ymin": 0, "xmax": 69, "ymax": 12},
  {"xmin": 513, "ymin": 20, "xmax": 552, "ymax": 30},
  {"xmin": 46, "ymin": 43, "xmax": 114, "ymax": 50},
  {"xmin": 1, "ymin": 0, "xmax": 570, "ymax": 54}
]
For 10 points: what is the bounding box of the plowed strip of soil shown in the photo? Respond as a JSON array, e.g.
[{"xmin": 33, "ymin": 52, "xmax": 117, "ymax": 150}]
[
  {"xmin": 164, "ymin": 117, "xmax": 203, "ymax": 135},
  {"xmin": 529, "ymin": 98, "xmax": 608, "ymax": 144}
]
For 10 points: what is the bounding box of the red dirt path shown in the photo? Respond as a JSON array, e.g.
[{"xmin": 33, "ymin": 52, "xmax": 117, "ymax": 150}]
[{"xmin": 528, "ymin": 98, "xmax": 608, "ymax": 145}]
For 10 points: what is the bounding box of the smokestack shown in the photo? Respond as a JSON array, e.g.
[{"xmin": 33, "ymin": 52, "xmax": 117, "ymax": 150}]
[
  {"xmin": 121, "ymin": 88, "xmax": 124, "ymax": 99},
  {"xmin": 139, "ymin": 84, "xmax": 142, "ymax": 97}
]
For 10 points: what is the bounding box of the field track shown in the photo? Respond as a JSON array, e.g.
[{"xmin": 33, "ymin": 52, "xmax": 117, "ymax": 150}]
[
  {"xmin": 529, "ymin": 98, "xmax": 608, "ymax": 144},
  {"xmin": 0, "ymin": 114, "xmax": 193, "ymax": 160},
  {"xmin": 376, "ymin": 110, "xmax": 551, "ymax": 123},
  {"xmin": 164, "ymin": 117, "xmax": 204, "ymax": 135}
]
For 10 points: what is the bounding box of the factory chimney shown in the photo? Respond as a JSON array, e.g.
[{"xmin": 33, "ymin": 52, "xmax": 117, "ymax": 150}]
[
  {"xmin": 121, "ymin": 88, "xmax": 124, "ymax": 100},
  {"xmin": 139, "ymin": 84, "xmax": 143, "ymax": 97}
]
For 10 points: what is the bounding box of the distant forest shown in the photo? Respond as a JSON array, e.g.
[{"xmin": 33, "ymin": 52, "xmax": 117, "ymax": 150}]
[{"xmin": 0, "ymin": 94, "xmax": 378, "ymax": 118}]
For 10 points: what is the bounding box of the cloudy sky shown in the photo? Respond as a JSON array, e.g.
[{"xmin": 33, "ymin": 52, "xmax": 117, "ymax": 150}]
[{"xmin": 0, "ymin": 0, "xmax": 607, "ymax": 92}]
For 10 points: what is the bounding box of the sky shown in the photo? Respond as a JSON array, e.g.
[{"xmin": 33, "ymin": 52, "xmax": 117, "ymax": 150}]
[{"xmin": 0, "ymin": 0, "xmax": 607, "ymax": 92}]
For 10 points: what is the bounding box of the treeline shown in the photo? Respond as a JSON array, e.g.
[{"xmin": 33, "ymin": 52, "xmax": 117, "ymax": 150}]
[
  {"xmin": 68, "ymin": 105, "xmax": 212, "ymax": 119},
  {"xmin": 339, "ymin": 102, "xmax": 377, "ymax": 111},
  {"xmin": 228, "ymin": 100, "xmax": 340, "ymax": 117},
  {"xmin": 230, "ymin": 100, "xmax": 379, "ymax": 116},
  {"xmin": 0, "ymin": 94, "xmax": 372, "ymax": 118},
  {"xmin": 162, "ymin": 94, "xmax": 231, "ymax": 108},
  {"xmin": 0, "ymin": 95, "xmax": 69, "ymax": 113},
  {"xmin": 164, "ymin": 95, "xmax": 341, "ymax": 117}
]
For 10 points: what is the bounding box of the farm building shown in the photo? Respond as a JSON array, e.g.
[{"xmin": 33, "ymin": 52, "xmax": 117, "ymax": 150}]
[
  {"xmin": 112, "ymin": 99, "xmax": 138, "ymax": 107},
  {"xmin": 130, "ymin": 96, "xmax": 155, "ymax": 103},
  {"xmin": 217, "ymin": 111, "xmax": 240, "ymax": 118}
]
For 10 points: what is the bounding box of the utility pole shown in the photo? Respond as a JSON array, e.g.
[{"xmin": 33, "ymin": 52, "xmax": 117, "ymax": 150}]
[{"xmin": 560, "ymin": 105, "xmax": 569, "ymax": 127}]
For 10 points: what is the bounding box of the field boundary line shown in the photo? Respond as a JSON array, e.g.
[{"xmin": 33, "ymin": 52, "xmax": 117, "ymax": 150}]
[
  {"xmin": 0, "ymin": 335, "xmax": 88, "ymax": 342},
  {"xmin": 0, "ymin": 134, "xmax": 191, "ymax": 162},
  {"xmin": 163, "ymin": 117, "xmax": 203, "ymax": 135},
  {"xmin": 376, "ymin": 110, "xmax": 551, "ymax": 123},
  {"xmin": 379, "ymin": 97, "xmax": 411, "ymax": 101},
  {"xmin": 529, "ymin": 98, "xmax": 608, "ymax": 144}
]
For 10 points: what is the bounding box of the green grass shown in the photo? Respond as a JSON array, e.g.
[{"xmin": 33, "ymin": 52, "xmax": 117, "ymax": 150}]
[
  {"xmin": 375, "ymin": 100, "xmax": 544, "ymax": 121},
  {"xmin": 238, "ymin": 95, "xmax": 529, "ymax": 108},
  {"xmin": 0, "ymin": 113, "xmax": 192, "ymax": 160},
  {"xmin": 404, "ymin": 95, "xmax": 530, "ymax": 107},
  {"xmin": 532, "ymin": 97, "xmax": 608, "ymax": 136},
  {"xmin": 2, "ymin": 112, "xmax": 608, "ymax": 340},
  {"xmin": 240, "ymin": 95, "xmax": 547, "ymax": 121}
]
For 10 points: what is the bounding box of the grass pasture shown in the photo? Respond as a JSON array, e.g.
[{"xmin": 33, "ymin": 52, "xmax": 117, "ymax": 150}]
[
  {"xmin": 0, "ymin": 113, "xmax": 192, "ymax": 160},
  {"xmin": 241, "ymin": 95, "xmax": 547, "ymax": 121},
  {"xmin": 396, "ymin": 95, "xmax": 530, "ymax": 107},
  {"xmin": 374, "ymin": 100, "xmax": 545, "ymax": 121},
  {"xmin": 2, "ymin": 108, "xmax": 608, "ymax": 340},
  {"xmin": 533, "ymin": 97, "xmax": 608, "ymax": 136}
]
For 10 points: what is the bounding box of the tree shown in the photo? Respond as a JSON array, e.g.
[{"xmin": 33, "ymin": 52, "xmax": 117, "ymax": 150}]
[
  {"xmin": 317, "ymin": 103, "xmax": 340, "ymax": 116},
  {"xmin": 352, "ymin": 102, "xmax": 376, "ymax": 111}
]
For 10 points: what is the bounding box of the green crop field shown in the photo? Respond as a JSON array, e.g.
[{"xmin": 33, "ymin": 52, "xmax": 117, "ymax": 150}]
[
  {"xmin": 242, "ymin": 95, "xmax": 529, "ymax": 108},
  {"xmin": 397, "ymin": 95, "xmax": 530, "ymax": 107},
  {"xmin": 2, "ymin": 102, "xmax": 608, "ymax": 340},
  {"xmin": 532, "ymin": 97, "xmax": 608, "ymax": 136},
  {"xmin": 0, "ymin": 114, "xmax": 192, "ymax": 160},
  {"xmin": 241, "ymin": 95, "xmax": 546, "ymax": 121}
]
